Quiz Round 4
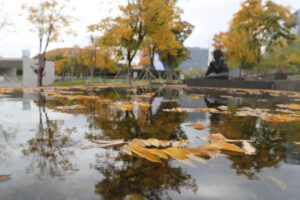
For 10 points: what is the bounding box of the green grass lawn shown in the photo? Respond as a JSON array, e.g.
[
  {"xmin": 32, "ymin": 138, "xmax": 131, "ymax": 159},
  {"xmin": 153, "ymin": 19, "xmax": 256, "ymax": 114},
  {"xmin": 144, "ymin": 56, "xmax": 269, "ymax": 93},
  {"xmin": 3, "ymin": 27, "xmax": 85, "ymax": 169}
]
[{"xmin": 52, "ymin": 77, "xmax": 154, "ymax": 87}]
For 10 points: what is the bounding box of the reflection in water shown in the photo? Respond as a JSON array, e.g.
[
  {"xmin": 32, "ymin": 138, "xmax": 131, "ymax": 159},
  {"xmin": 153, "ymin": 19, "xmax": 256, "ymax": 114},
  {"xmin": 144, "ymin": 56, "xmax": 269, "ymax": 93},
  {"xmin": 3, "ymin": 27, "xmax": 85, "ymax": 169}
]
[
  {"xmin": 1, "ymin": 87, "xmax": 300, "ymax": 199},
  {"xmin": 94, "ymin": 152, "xmax": 197, "ymax": 200},
  {"xmin": 22, "ymin": 93, "xmax": 78, "ymax": 180},
  {"xmin": 204, "ymin": 95, "xmax": 300, "ymax": 179}
]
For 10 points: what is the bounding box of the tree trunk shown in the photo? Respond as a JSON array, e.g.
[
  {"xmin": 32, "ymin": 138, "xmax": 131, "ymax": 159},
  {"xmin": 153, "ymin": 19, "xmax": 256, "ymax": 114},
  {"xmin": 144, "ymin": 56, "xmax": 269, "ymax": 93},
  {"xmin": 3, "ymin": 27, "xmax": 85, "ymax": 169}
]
[
  {"xmin": 127, "ymin": 60, "xmax": 132, "ymax": 86},
  {"xmin": 167, "ymin": 67, "xmax": 174, "ymax": 83},
  {"xmin": 90, "ymin": 67, "xmax": 95, "ymax": 78},
  {"xmin": 38, "ymin": 56, "xmax": 45, "ymax": 87}
]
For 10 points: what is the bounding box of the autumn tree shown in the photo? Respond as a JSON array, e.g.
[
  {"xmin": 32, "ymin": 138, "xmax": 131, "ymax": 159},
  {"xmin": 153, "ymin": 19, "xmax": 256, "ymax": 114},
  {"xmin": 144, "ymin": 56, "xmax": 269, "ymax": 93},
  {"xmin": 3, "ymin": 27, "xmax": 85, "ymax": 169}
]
[
  {"xmin": 213, "ymin": 0, "xmax": 295, "ymax": 73},
  {"xmin": 89, "ymin": 0, "xmax": 189, "ymax": 86},
  {"xmin": 261, "ymin": 36, "xmax": 300, "ymax": 73},
  {"xmin": 160, "ymin": 20, "xmax": 194, "ymax": 82},
  {"xmin": 23, "ymin": 0, "xmax": 74, "ymax": 86},
  {"xmin": 141, "ymin": 0, "xmax": 180, "ymax": 85},
  {"xmin": 79, "ymin": 43, "xmax": 117, "ymax": 79}
]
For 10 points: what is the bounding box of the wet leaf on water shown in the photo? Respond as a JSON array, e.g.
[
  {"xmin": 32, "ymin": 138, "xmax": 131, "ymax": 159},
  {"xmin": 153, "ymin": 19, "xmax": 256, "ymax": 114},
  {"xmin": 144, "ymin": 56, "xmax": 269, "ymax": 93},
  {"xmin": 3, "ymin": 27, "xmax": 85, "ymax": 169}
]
[
  {"xmin": 187, "ymin": 123, "xmax": 206, "ymax": 130},
  {"xmin": 148, "ymin": 138, "xmax": 160, "ymax": 147},
  {"xmin": 131, "ymin": 138, "xmax": 186, "ymax": 148},
  {"xmin": 171, "ymin": 140, "xmax": 188, "ymax": 148},
  {"xmin": 148, "ymin": 149, "xmax": 169, "ymax": 159},
  {"xmin": 90, "ymin": 139, "xmax": 125, "ymax": 148},
  {"xmin": 187, "ymin": 148, "xmax": 215, "ymax": 159},
  {"xmin": 161, "ymin": 148, "xmax": 189, "ymax": 160},
  {"xmin": 203, "ymin": 134, "xmax": 245, "ymax": 154},
  {"xmin": 127, "ymin": 143, "xmax": 162, "ymax": 163}
]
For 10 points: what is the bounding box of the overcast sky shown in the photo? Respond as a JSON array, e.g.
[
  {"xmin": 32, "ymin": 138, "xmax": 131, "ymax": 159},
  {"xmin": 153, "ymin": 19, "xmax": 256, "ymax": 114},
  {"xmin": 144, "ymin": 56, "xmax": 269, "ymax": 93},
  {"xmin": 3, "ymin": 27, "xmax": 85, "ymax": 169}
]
[{"xmin": 0, "ymin": 0, "xmax": 299, "ymax": 57}]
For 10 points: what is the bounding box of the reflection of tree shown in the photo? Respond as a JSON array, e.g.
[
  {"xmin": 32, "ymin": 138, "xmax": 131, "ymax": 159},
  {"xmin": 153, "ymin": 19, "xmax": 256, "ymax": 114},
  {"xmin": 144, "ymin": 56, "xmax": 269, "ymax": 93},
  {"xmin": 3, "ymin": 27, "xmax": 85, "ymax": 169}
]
[
  {"xmin": 0, "ymin": 124, "xmax": 16, "ymax": 164},
  {"xmin": 23, "ymin": 93, "xmax": 77, "ymax": 180},
  {"xmin": 87, "ymin": 98, "xmax": 187, "ymax": 141},
  {"xmin": 94, "ymin": 152, "xmax": 197, "ymax": 200}
]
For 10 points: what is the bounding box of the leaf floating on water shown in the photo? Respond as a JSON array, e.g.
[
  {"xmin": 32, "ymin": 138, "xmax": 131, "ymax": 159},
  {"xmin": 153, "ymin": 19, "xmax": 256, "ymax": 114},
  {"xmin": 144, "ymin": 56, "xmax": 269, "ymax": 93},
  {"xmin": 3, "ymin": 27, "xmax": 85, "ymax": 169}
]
[
  {"xmin": 161, "ymin": 148, "xmax": 189, "ymax": 160},
  {"xmin": 160, "ymin": 140, "xmax": 171, "ymax": 147},
  {"xmin": 203, "ymin": 134, "xmax": 245, "ymax": 153},
  {"xmin": 242, "ymin": 141, "xmax": 256, "ymax": 155},
  {"xmin": 148, "ymin": 149, "xmax": 169, "ymax": 159},
  {"xmin": 188, "ymin": 123, "xmax": 206, "ymax": 130},
  {"xmin": 0, "ymin": 175, "xmax": 10, "ymax": 182},
  {"xmin": 171, "ymin": 140, "xmax": 188, "ymax": 148},
  {"xmin": 90, "ymin": 139, "xmax": 125, "ymax": 148},
  {"xmin": 127, "ymin": 143, "xmax": 162, "ymax": 163},
  {"xmin": 148, "ymin": 138, "xmax": 160, "ymax": 147}
]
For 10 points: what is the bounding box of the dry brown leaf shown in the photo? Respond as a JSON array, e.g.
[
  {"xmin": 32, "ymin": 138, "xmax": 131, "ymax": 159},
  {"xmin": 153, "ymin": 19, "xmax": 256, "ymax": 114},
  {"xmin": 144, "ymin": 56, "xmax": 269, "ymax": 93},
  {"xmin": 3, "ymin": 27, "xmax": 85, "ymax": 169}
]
[{"xmin": 187, "ymin": 148, "xmax": 214, "ymax": 159}]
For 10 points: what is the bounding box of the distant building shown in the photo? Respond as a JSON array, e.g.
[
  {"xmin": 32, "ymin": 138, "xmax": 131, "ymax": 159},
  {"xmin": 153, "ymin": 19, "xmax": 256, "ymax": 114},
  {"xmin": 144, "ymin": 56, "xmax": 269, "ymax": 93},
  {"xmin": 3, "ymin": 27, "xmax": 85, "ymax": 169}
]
[
  {"xmin": 292, "ymin": 9, "xmax": 300, "ymax": 36},
  {"xmin": 180, "ymin": 47, "xmax": 209, "ymax": 72},
  {"xmin": 22, "ymin": 49, "xmax": 31, "ymax": 59}
]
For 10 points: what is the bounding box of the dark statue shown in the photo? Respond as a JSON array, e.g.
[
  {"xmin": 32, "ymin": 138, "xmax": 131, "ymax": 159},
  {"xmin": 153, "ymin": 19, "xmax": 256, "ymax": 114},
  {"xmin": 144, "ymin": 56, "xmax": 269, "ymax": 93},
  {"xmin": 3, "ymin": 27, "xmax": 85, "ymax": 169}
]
[{"xmin": 205, "ymin": 49, "xmax": 229, "ymax": 79}]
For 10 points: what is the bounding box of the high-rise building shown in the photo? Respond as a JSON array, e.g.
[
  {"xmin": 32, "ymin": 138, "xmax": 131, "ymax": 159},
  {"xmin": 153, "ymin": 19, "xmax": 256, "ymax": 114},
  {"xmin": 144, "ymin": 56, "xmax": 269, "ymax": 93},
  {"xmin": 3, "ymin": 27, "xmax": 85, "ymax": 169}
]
[
  {"xmin": 292, "ymin": 9, "xmax": 300, "ymax": 36},
  {"xmin": 179, "ymin": 47, "xmax": 209, "ymax": 72}
]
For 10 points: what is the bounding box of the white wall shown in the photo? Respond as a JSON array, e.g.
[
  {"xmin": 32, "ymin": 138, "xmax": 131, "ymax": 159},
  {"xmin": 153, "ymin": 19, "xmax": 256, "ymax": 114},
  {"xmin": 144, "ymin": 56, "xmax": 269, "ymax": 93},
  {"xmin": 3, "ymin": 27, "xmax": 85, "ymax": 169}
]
[{"xmin": 23, "ymin": 59, "xmax": 55, "ymax": 87}]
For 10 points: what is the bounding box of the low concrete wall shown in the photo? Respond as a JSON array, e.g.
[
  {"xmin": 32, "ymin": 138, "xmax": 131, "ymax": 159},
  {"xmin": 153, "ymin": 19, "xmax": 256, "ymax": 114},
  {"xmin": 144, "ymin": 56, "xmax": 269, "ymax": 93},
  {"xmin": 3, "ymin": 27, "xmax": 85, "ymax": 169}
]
[
  {"xmin": 23, "ymin": 59, "xmax": 55, "ymax": 87},
  {"xmin": 185, "ymin": 78, "xmax": 300, "ymax": 92},
  {"xmin": 185, "ymin": 78, "xmax": 274, "ymax": 90}
]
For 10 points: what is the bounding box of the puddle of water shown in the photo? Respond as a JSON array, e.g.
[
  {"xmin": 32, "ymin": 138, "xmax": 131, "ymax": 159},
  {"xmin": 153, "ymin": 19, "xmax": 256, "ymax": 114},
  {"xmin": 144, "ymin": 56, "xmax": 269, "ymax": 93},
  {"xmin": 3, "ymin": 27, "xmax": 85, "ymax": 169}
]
[{"xmin": 0, "ymin": 87, "xmax": 300, "ymax": 200}]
